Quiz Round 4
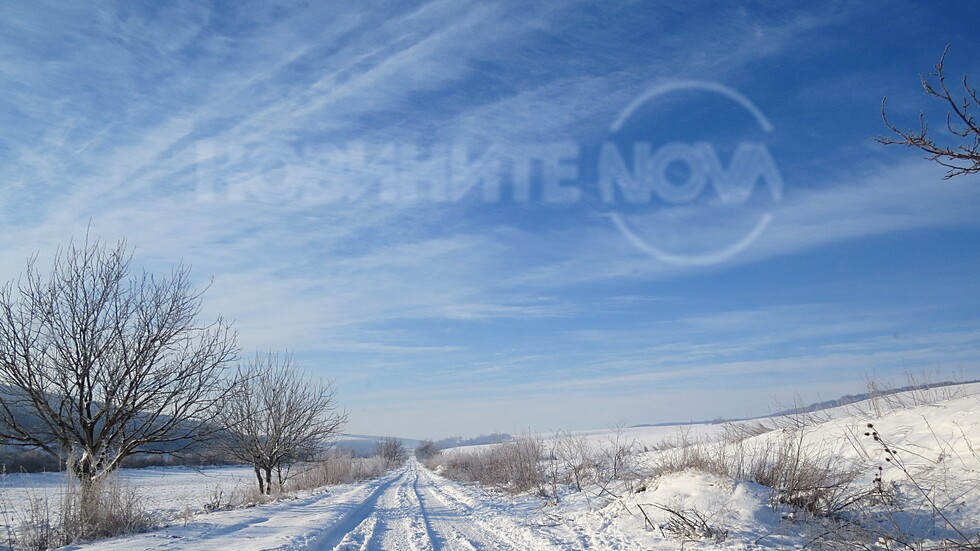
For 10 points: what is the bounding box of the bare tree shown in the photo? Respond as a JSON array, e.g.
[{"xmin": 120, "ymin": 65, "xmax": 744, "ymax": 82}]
[
  {"xmin": 414, "ymin": 440, "xmax": 440, "ymax": 461},
  {"xmin": 375, "ymin": 436, "xmax": 407, "ymax": 468},
  {"xmin": 602, "ymin": 422, "xmax": 638, "ymax": 489},
  {"xmin": 215, "ymin": 352, "xmax": 347, "ymax": 495},
  {"xmin": 0, "ymin": 238, "xmax": 238, "ymax": 496},
  {"xmin": 879, "ymin": 45, "xmax": 980, "ymax": 178},
  {"xmin": 553, "ymin": 430, "xmax": 596, "ymax": 493}
]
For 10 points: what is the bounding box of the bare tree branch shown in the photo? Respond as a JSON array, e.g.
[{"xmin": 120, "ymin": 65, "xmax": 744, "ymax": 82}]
[{"xmin": 878, "ymin": 45, "xmax": 980, "ymax": 179}]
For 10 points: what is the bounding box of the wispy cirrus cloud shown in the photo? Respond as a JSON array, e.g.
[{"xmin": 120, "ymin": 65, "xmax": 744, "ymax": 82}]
[{"xmin": 2, "ymin": 1, "xmax": 979, "ymax": 436}]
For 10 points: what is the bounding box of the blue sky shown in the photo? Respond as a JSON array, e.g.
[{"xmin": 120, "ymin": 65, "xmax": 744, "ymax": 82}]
[{"xmin": 2, "ymin": 1, "xmax": 980, "ymax": 438}]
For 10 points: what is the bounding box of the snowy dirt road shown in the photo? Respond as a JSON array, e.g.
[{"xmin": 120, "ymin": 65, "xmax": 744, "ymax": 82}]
[
  {"xmin": 73, "ymin": 458, "xmax": 574, "ymax": 551},
  {"xmin": 313, "ymin": 458, "xmax": 568, "ymax": 551}
]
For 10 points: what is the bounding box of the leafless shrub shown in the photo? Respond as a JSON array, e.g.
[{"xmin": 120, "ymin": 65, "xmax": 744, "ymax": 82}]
[
  {"xmin": 201, "ymin": 484, "xmax": 228, "ymax": 513},
  {"xmin": 288, "ymin": 451, "xmax": 386, "ymax": 491},
  {"xmin": 428, "ymin": 428, "xmax": 651, "ymax": 502},
  {"xmin": 654, "ymin": 502, "xmax": 729, "ymax": 543},
  {"xmin": 761, "ymin": 414, "xmax": 980, "ymax": 550},
  {"xmin": 414, "ymin": 440, "xmax": 440, "ymax": 461},
  {"xmin": 187, "ymin": 478, "xmax": 269, "ymax": 514},
  {"xmin": 10, "ymin": 472, "xmax": 152, "ymax": 549},
  {"xmin": 721, "ymin": 420, "xmax": 775, "ymax": 443},
  {"xmin": 427, "ymin": 434, "xmax": 545, "ymax": 495},
  {"xmin": 654, "ymin": 429, "xmax": 861, "ymax": 516},
  {"xmin": 551, "ymin": 431, "xmax": 597, "ymax": 493},
  {"xmin": 603, "ymin": 423, "xmax": 639, "ymax": 483},
  {"xmin": 839, "ymin": 373, "xmax": 975, "ymax": 424},
  {"xmin": 652, "ymin": 436, "xmax": 729, "ymax": 479},
  {"xmin": 853, "ymin": 423, "xmax": 980, "ymax": 549},
  {"xmin": 375, "ymin": 437, "xmax": 407, "ymax": 469}
]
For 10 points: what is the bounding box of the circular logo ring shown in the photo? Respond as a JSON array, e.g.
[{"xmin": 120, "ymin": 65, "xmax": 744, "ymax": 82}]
[{"xmin": 608, "ymin": 80, "xmax": 779, "ymax": 266}]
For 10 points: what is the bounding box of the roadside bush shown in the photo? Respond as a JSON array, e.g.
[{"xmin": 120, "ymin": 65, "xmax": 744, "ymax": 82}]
[
  {"xmin": 374, "ymin": 437, "xmax": 408, "ymax": 469},
  {"xmin": 550, "ymin": 431, "xmax": 597, "ymax": 493},
  {"xmin": 427, "ymin": 435, "xmax": 545, "ymax": 495},
  {"xmin": 288, "ymin": 451, "xmax": 387, "ymax": 491},
  {"xmin": 414, "ymin": 440, "xmax": 440, "ymax": 461},
  {"xmin": 5, "ymin": 473, "xmax": 152, "ymax": 549},
  {"xmin": 543, "ymin": 428, "xmax": 644, "ymax": 502},
  {"xmin": 654, "ymin": 428, "xmax": 861, "ymax": 516}
]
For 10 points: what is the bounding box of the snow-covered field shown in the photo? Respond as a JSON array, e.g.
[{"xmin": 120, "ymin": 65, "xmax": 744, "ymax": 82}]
[
  {"xmin": 0, "ymin": 383, "xmax": 976, "ymax": 549},
  {"xmin": 0, "ymin": 465, "xmax": 256, "ymax": 526}
]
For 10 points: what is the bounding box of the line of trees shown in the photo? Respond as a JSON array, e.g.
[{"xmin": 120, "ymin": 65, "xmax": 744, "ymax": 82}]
[{"xmin": 0, "ymin": 237, "xmax": 348, "ymax": 505}]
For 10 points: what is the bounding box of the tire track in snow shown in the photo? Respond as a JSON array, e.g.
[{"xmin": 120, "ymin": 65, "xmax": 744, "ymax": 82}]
[
  {"xmin": 312, "ymin": 463, "xmax": 436, "ymax": 551},
  {"xmin": 389, "ymin": 465, "xmax": 432, "ymax": 551},
  {"xmin": 309, "ymin": 460, "xmax": 574, "ymax": 551},
  {"xmin": 331, "ymin": 516, "xmax": 379, "ymax": 551},
  {"xmin": 415, "ymin": 472, "xmax": 521, "ymax": 550},
  {"xmin": 308, "ymin": 470, "xmax": 403, "ymax": 550},
  {"xmin": 410, "ymin": 467, "xmax": 441, "ymax": 549},
  {"xmin": 415, "ymin": 464, "xmax": 571, "ymax": 550}
]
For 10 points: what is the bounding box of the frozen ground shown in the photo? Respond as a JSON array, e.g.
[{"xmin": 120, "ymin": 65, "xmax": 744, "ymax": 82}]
[{"xmin": 0, "ymin": 382, "xmax": 976, "ymax": 549}]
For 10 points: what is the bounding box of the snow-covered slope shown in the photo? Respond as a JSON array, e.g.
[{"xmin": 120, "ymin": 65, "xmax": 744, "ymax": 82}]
[{"xmin": 541, "ymin": 383, "xmax": 980, "ymax": 549}]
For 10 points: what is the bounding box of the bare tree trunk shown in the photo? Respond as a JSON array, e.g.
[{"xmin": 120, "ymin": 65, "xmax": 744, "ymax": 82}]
[{"xmin": 254, "ymin": 465, "xmax": 265, "ymax": 495}]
